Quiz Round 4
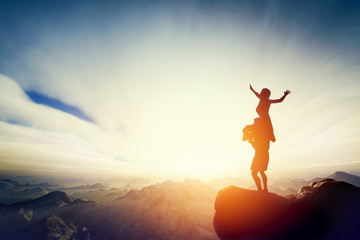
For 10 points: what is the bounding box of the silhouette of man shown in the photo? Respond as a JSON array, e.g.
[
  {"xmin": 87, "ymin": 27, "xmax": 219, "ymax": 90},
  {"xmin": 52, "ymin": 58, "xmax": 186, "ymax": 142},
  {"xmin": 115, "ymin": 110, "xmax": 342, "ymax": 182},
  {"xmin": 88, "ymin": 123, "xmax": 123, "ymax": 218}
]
[{"xmin": 243, "ymin": 118, "xmax": 270, "ymax": 192}]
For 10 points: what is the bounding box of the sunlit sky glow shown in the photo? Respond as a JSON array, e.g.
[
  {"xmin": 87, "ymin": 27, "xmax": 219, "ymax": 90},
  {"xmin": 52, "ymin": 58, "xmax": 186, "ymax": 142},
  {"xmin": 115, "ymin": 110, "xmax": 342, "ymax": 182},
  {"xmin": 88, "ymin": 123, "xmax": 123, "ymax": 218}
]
[{"xmin": 0, "ymin": 0, "xmax": 360, "ymax": 181}]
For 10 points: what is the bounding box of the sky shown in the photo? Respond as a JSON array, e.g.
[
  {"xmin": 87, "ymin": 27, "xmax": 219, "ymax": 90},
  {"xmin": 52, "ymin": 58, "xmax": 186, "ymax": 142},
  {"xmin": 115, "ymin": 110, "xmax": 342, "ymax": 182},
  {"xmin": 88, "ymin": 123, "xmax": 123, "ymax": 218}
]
[{"xmin": 0, "ymin": 0, "xmax": 360, "ymax": 182}]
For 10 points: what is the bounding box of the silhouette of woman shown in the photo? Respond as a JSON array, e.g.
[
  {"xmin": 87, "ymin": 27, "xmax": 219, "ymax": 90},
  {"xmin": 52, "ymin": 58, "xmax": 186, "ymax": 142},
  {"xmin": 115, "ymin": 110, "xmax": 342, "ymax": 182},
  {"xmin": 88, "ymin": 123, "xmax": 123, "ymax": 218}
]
[
  {"xmin": 244, "ymin": 85, "xmax": 290, "ymax": 192},
  {"xmin": 250, "ymin": 84, "xmax": 291, "ymax": 142}
]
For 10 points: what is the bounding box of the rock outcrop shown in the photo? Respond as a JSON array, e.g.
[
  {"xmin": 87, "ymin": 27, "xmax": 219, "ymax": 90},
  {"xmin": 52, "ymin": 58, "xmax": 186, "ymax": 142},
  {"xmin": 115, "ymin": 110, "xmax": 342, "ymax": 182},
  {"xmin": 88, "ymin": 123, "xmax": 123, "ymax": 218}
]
[{"xmin": 214, "ymin": 179, "xmax": 360, "ymax": 240}]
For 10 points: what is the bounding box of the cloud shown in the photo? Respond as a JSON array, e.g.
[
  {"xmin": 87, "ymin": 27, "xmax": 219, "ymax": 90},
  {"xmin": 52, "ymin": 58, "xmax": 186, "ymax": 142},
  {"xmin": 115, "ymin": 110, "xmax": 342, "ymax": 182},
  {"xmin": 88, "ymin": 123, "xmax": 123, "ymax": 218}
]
[
  {"xmin": 0, "ymin": 74, "xmax": 135, "ymax": 178},
  {"xmin": 25, "ymin": 90, "xmax": 93, "ymax": 122}
]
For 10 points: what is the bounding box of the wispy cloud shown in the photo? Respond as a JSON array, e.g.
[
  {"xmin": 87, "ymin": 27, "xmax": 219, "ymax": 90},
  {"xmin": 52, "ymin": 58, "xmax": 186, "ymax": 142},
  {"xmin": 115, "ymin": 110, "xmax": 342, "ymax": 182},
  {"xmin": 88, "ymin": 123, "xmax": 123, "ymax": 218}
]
[
  {"xmin": 25, "ymin": 90, "xmax": 93, "ymax": 122},
  {"xmin": 0, "ymin": 74, "xmax": 135, "ymax": 177}
]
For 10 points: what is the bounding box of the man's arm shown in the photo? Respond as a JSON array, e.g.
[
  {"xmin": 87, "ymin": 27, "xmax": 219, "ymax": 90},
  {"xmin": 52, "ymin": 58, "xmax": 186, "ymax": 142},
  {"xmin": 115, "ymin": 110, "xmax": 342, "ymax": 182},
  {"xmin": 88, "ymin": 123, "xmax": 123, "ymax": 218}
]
[
  {"xmin": 250, "ymin": 84, "xmax": 260, "ymax": 98},
  {"xmin": 270, "ymin": 90, "xmax": 291, "ymax": 104}
]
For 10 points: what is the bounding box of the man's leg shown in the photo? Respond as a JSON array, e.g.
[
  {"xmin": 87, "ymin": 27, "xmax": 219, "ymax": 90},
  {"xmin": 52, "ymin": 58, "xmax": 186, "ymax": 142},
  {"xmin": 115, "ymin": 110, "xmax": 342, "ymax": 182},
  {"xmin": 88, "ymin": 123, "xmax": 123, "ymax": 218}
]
[
  {"xmin": 260, "ymin": 171, "xmax": 268, "ymax": 193},
  {"xmin": 251, "ymin": 170, "xmax": 262, "ymax": 191}
]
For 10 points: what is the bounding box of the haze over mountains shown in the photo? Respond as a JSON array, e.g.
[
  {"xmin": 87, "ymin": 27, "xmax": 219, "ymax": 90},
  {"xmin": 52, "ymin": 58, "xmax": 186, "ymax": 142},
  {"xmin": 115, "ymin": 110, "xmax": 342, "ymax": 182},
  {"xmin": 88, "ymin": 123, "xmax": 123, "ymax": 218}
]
[{"xmin": 0, "ymin": 171, "xmax": 359, "ymax": 239}]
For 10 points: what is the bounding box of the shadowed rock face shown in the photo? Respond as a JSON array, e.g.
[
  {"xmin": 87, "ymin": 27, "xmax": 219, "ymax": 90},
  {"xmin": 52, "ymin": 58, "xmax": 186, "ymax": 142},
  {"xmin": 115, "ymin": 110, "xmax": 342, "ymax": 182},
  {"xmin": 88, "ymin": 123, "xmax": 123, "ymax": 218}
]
[{"xmin": 214, "ymin": 179, "xmax": 360, "ymax": 240}]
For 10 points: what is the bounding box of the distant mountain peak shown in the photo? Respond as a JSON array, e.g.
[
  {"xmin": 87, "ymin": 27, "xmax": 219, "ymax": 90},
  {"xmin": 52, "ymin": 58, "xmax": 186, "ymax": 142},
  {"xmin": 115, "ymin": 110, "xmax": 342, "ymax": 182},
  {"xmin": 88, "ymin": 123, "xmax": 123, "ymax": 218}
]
[
  {"xmin": 328, "ymin": 171, "xmax": 360, "ymax": 187},
  {"xmin": 329, "ymin": 171, "xmax": 352, "ymax": 177},
  {"xmin": 38, "ymin": 191, "xmax": 68, "ymax": 200},
  {"xmin": 11, "ymin": 191, "xmax": 72, "ymax": 208}
]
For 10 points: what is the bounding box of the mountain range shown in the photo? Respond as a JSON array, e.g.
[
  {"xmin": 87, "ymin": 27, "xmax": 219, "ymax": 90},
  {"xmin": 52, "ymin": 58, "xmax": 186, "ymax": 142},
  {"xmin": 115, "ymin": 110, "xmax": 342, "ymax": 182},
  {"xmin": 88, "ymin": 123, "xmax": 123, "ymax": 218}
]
[
  {"xmin": 0, "ymin": 179, "xmax": 218, "ymax": 240},
  {"xmin": 0, "ymin": 171, "xmax": 359, "ymax": 239}
]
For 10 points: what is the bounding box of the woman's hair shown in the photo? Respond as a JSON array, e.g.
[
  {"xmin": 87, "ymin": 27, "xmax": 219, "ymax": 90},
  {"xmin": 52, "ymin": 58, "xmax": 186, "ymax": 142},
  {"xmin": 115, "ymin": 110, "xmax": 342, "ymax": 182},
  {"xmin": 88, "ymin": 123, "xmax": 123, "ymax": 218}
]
[{"xmin": 260, "ymin": 88, "xmax": 271, "ymax": 99}]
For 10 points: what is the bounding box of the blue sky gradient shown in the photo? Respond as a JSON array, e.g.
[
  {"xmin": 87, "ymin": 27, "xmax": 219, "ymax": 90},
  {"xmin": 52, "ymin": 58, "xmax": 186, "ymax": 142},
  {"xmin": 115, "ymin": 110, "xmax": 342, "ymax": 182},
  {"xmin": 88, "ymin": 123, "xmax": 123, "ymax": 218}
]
[{"xmin": 0, "ymin": 0, "xmax": 360, "ymax": 180}]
